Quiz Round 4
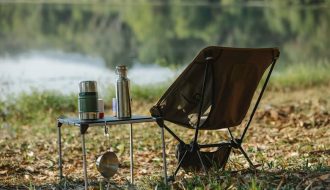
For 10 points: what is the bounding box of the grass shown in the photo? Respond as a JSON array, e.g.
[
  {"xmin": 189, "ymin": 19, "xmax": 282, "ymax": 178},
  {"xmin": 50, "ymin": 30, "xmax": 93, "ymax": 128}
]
[
  {"xmin": 0, "ymin": 63, "xmax": 329, "ymax": 189},
  {"xmin": 0, "ymin": 90, "xmax": 77, "ymax": 125},
  {"xmin": 1, "ymin": 62, "xmax": 329, "ymax": 125},
  {"xmin": 271, "ymin": 61, "xmax": 330, "ymax": 89},
  {"xmin": 130, "ymin": 83, "xmax": 170, "ymax": 102}
]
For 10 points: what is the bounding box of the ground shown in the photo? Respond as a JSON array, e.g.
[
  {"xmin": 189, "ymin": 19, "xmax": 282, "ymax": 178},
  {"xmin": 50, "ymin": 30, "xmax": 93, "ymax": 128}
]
[{"xmin": 0, "ymin": 85, "xmax": 329, "ymax": 189}]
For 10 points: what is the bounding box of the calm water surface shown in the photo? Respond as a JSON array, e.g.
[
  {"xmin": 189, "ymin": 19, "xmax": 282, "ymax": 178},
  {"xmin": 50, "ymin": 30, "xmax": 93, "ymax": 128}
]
[{"xmin": 0, "ymin": 51, "xmax": 176, "ymax": 97}]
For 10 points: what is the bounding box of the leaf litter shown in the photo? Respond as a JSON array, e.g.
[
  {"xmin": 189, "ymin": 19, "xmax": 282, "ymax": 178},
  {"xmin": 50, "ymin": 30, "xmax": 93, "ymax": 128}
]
[{"xmin": 0, "ymin": 86, "xmax": 329, "ymax": 189}]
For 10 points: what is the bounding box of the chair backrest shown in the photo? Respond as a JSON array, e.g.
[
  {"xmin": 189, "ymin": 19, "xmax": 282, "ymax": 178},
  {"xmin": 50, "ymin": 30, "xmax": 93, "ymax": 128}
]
[{"xmin": 150, "ymin": 46, "xmax": 280, "ymax": 130}]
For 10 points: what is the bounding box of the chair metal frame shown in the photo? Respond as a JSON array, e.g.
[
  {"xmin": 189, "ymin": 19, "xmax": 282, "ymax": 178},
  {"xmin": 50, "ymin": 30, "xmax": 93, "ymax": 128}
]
[{"xmin": 155, "ymin": 52, "xmax": 279, "ymax": 184}]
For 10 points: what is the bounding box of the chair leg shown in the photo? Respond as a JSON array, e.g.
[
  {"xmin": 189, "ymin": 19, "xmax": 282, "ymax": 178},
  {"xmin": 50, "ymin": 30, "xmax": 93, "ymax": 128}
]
[
  {"xmin": 160, "ymin": 126, "xmax": 168, "ymax": 185},
  {"xmin": 221, "ymin": 147, "xmax": 231, "ymax": 171},
  {"xmin": 196, "ymin": 150, "xmax": 208, "ymax": 175},
  {"xmin": 238, "ymin": 146, "xmax": 256, "ymax": 170},
  {"xmin": 171, "ymin": 150, "xmax": 188, "ymax": 180}
]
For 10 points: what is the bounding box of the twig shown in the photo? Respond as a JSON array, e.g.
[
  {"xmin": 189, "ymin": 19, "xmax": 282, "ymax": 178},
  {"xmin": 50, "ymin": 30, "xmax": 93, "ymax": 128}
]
[
  {"xmin": 276, "ymin": 176, "xmax": 285, "ymax": 190},
  {"xmin": 304, "ymin": 181, "xmax": 314, "ymax": 190},
  {"xmin": 107, "ymin": 179, "xmax": 110, "ymax": 190},
  {"xmin": 296, "ymin": 177, "xmax": 306, "ymax": 189}
]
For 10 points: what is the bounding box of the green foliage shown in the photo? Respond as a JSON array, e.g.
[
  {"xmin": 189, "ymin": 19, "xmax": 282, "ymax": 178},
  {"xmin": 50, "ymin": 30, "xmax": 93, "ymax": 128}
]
[
  {"xmin": 101, "ymin": 82, "xmax": 168, "ymax": 102},
  {"xmin": 0, "ymin": 1, "xmax": 329, "ymax": 67},
  {"xmin": 0, "ymin": 61, "xmax": 329, "ymax": 125},
  {"xmin": 0, "ymin": 90, "xmax": 77, "ymax": 124},
  {"xmin": 248, "ymin": 178, "xmax": 261, "ymax": 190},
  {"xmin": 0, "ymin": 85, "xmax": 168, "ymax": 125},
  {"xmin": 130, "ymin": 83, "xmax": 169, "ymax": 101},
  {"xmin": 271, "ymin": 61, "xmax": 330, "ymax": 89}
]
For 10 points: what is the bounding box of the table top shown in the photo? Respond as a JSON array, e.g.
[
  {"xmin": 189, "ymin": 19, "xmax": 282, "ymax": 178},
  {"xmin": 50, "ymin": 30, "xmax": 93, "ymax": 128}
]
[{"xmin": 58, "ymin": 115, "xmax": 157, "ymax": 127}]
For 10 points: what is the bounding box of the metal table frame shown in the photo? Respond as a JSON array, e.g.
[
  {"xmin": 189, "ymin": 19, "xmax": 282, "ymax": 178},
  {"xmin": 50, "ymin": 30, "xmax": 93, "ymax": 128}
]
[{"xmin": 57, "ymin": 115, "xmax": 168, "ymax": 189}]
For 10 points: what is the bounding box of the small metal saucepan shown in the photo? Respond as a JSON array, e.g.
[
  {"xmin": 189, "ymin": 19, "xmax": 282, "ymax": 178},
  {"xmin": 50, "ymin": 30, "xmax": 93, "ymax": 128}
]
[{"xmin": 96, "ymin": 151, "xmax": 119, "ymax": 179}]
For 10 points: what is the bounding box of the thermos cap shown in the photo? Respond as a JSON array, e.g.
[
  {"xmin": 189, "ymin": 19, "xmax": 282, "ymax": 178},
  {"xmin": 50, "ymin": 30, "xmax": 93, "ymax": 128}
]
[
  {"xmin": 116, "ymin": 65, "xmax": 128, "ymax": 77},
  {"xmin": 116, "ymin": 65, "xmax": 127, "ymax": 70},
  {"xmin": 79, "ymin": 81, "xmax": 98, "ymax": 92}
]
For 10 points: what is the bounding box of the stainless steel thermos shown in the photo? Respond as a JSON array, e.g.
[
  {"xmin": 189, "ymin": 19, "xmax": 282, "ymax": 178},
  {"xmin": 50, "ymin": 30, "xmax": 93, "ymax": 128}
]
[
  {"xmin": 78, "ymin": 81, "xmax": 99, "ymax": 120},
  {"xmin": 115, "ymin": 65, "xmax": 131, "ymax": 118}
]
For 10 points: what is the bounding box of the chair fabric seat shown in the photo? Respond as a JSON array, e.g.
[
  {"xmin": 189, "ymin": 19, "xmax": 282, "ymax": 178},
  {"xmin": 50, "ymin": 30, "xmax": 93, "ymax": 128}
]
[{"xmin": 151, "ymin": 46, "xmax": 279, "ymax": 130}]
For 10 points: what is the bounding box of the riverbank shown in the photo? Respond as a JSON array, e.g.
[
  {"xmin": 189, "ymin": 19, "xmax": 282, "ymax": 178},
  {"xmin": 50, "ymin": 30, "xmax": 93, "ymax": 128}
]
[{"xmin": 0, "ymin": 83, "xmax": 329, "ymax": 189}]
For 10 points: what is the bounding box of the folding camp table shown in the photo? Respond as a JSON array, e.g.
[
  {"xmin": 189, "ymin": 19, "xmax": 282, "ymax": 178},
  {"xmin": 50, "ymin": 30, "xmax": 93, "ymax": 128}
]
[{"xmin": 56, "ymin": 115, "xmax": 168, "ymax": 190}]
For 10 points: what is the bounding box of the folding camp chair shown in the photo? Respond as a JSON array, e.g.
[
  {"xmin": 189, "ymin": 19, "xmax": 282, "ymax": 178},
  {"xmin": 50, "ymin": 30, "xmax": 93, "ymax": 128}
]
[{"xmin": 150, "ymin": 46, "xmax": 280, "ymax": 183}]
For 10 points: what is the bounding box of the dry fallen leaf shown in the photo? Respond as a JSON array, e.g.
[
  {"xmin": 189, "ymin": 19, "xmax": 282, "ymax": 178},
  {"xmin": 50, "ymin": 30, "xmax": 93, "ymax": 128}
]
[
  {"xmin": 26, "ymin": 166, "xmax": 35, "ymax": 173},
  {"xmin": 318, "ymin": 174, "xmax": 330, "ymax": 182}
]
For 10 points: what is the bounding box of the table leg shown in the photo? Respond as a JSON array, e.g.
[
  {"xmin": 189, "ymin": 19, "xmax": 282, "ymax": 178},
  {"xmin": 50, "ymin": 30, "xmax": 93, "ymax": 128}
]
[
  {"xmin": 81, "ymin": 133, "xmax": 88, "ymax": 190},
  {"xmin": 161, "ymin": 126, "xmax": 168, "ymax": 185},
  {"xmin": 129, "ymin": 123, "xmax": 134, "ymax": 184},
  {"xmin": 57, "ymin": 122, "xmax": 63, "ymax": 180}
]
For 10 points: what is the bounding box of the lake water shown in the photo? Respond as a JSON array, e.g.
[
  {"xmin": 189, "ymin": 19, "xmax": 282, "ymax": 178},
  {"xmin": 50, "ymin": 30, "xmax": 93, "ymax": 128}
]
[{"xmin": 0, "ymin": 51, "xmax": 176, "ymax": 98}]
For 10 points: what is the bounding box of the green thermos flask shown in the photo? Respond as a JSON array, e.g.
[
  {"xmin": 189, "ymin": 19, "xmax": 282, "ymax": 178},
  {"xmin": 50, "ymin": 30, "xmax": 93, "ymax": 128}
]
[{"xmin": 78, "ymin": 81, "xmax": 99, "ymax": 120}]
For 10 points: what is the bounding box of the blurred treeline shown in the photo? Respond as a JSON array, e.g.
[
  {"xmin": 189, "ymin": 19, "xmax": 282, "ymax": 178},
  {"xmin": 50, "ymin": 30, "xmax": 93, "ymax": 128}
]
[{"xmin": 0, "ymin": 0, "xmax": 329, "ymax": 68}]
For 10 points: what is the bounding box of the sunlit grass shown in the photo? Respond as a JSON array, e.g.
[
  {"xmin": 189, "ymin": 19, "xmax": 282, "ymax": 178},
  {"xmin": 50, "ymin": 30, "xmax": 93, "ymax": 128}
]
[
  {"xmin": 103, "ymin": 82, "xmax": 170, "ymax": 102},
  {"xmin": 1, "ymin": 62, "xmax": 329, "ymax": 125},
  {"xmin": 130, "ymin": 82, "xmax": 170, "ymax": 102},
  {"xmin": 271, "ymin": 61, "xmax": 330, "ymax": 89},
  {"xmin": 0, "ymin": 90, "xmax": 77, "ymax": 125}
]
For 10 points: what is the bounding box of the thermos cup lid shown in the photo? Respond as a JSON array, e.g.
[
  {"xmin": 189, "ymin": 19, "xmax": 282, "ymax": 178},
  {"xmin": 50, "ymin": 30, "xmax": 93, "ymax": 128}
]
[
  {"xmin": 116, "ymin": 65, "xmax": 127, "ymax": 70},
  {"xmin": 115, "ymin": 65, "xmax": 128, "ymax": 77},
  {"xmin": 79, "ymin": 81, "xmax": 98, "ymax": 92}
]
